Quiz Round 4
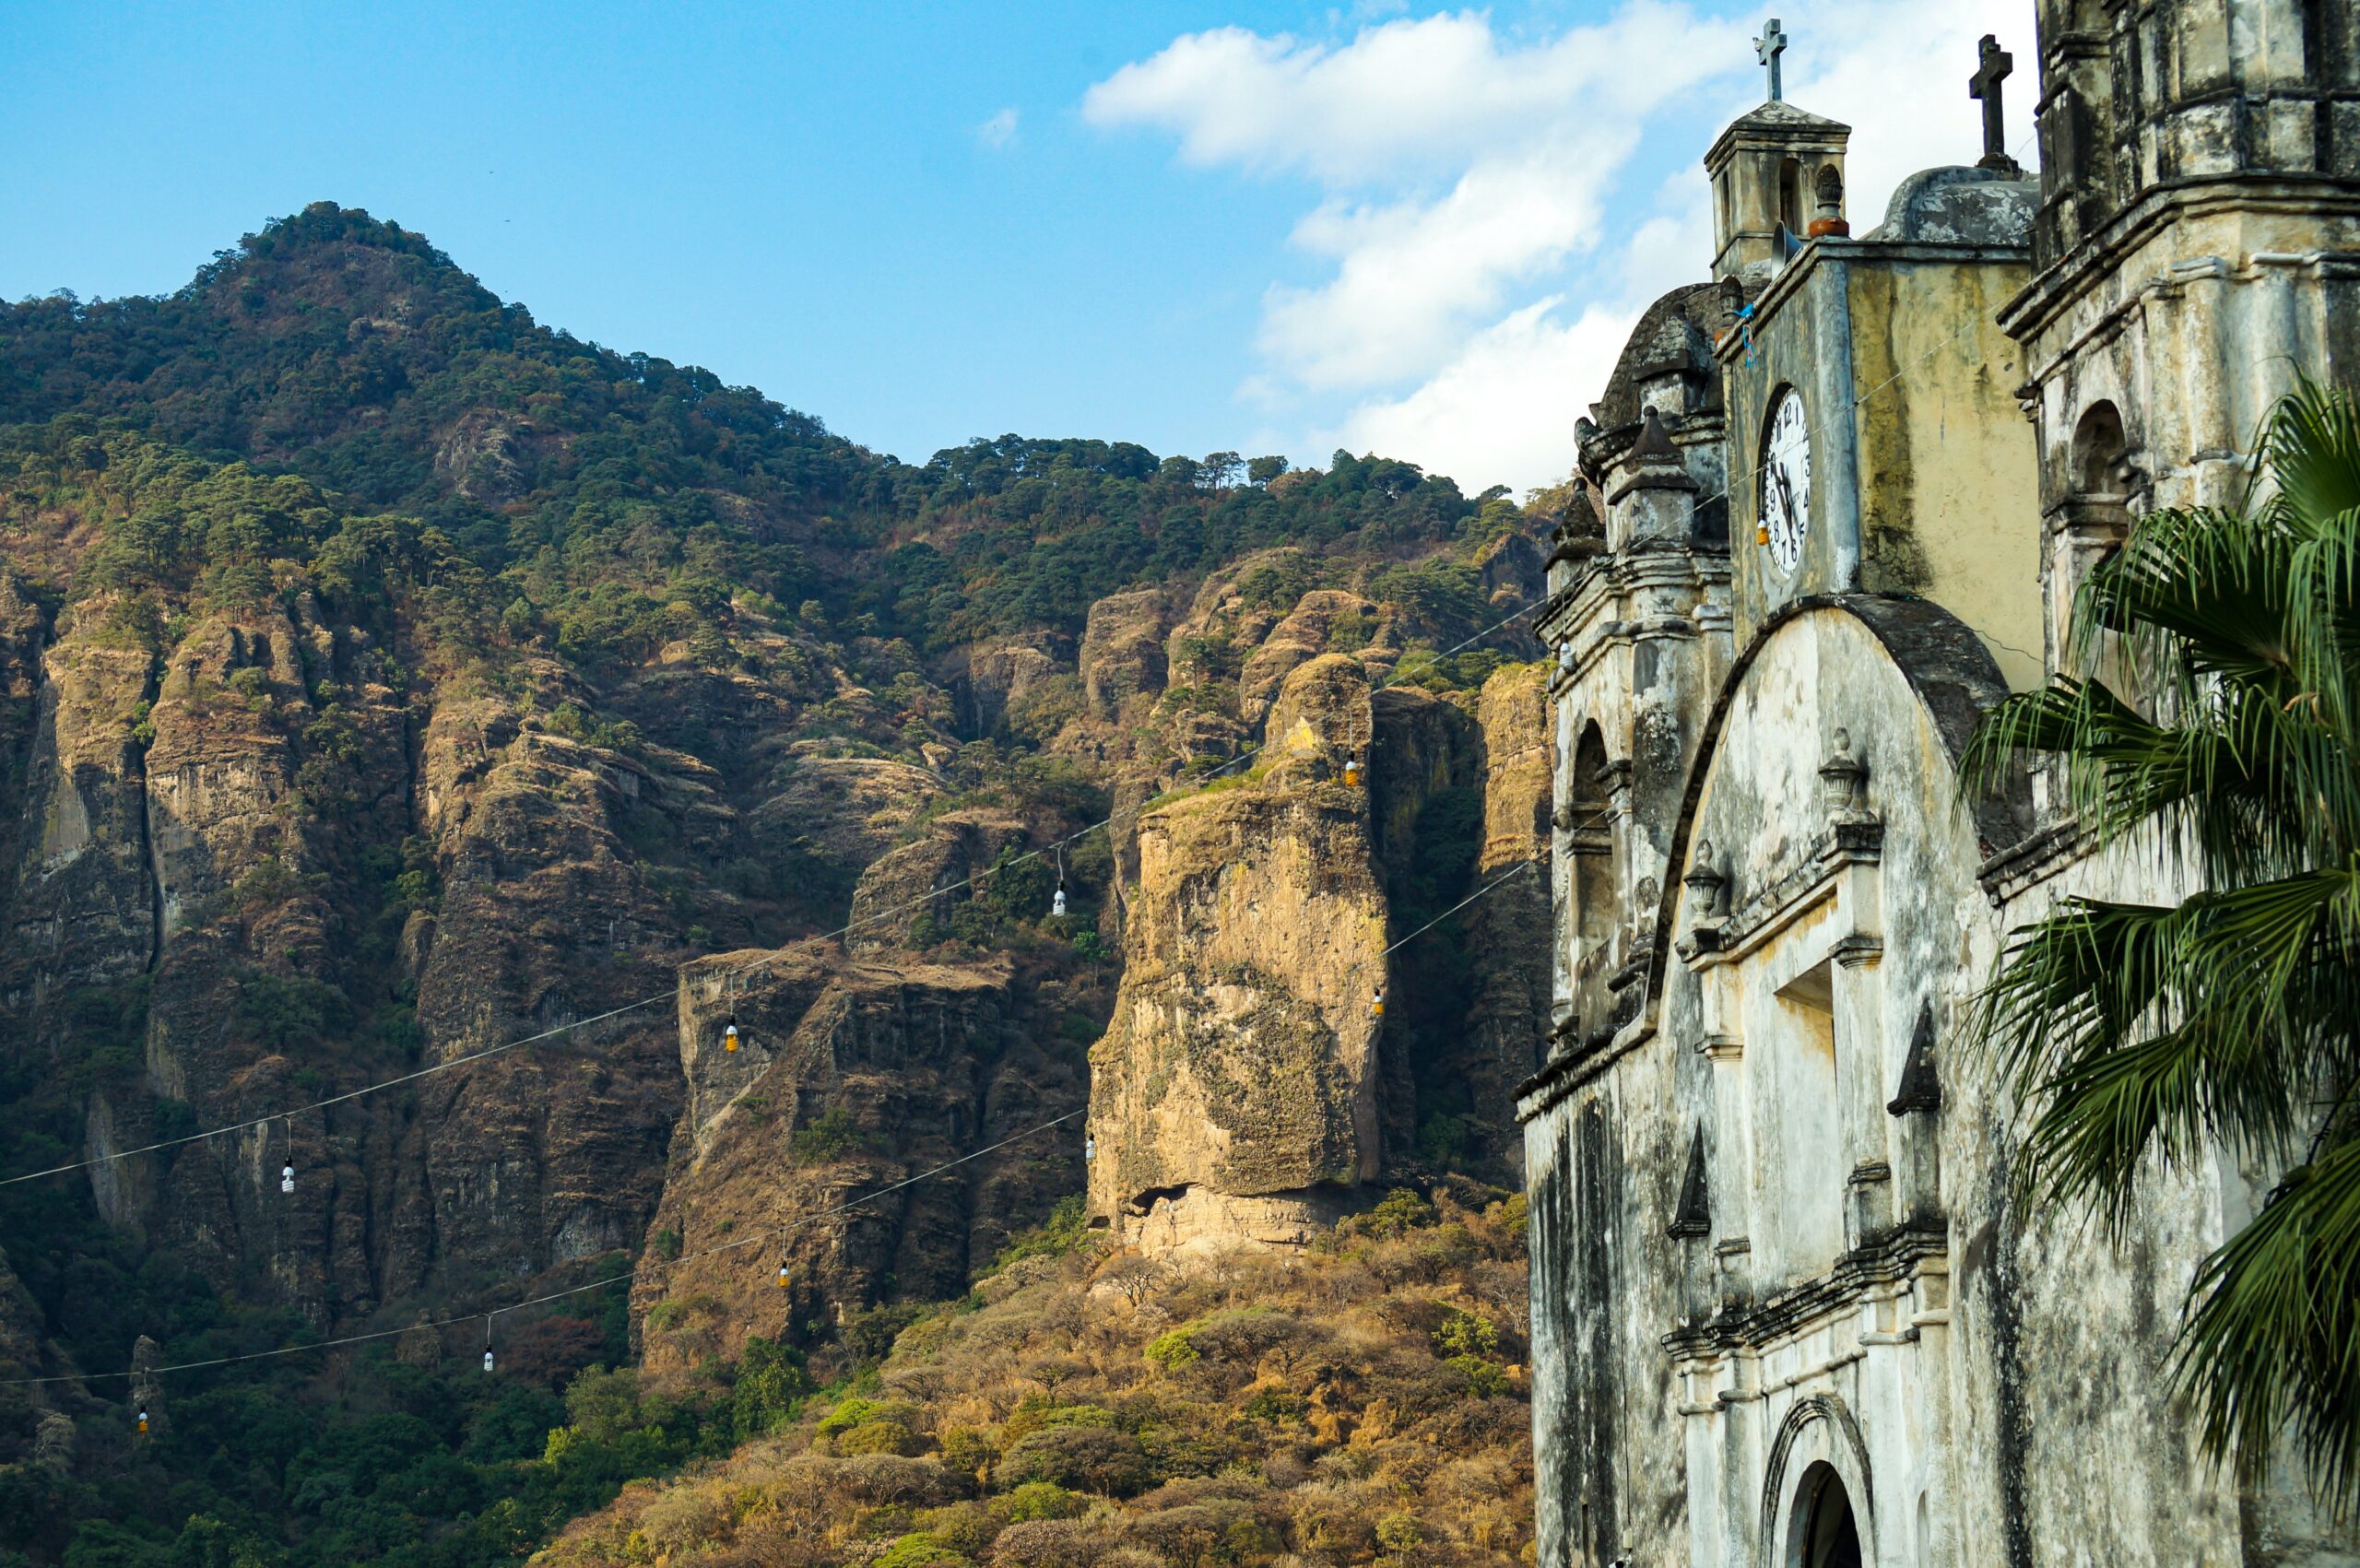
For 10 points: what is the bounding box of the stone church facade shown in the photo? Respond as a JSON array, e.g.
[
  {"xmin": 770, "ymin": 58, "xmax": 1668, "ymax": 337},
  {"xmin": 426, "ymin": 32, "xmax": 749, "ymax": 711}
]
[{"xmin": 1520, "ymin": 5, "xmax": 2360, "ymax": 1565}]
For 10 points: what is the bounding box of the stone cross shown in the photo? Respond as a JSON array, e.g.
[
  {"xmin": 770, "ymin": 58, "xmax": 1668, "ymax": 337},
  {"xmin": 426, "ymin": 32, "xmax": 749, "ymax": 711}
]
[
  {"xmin": 1754, "ymin": 17, "xmax": 1788, "ymax": 101},
  {"xmin": 1971, "ymin": 33, "xmax": 2014, "ymax": 167}
]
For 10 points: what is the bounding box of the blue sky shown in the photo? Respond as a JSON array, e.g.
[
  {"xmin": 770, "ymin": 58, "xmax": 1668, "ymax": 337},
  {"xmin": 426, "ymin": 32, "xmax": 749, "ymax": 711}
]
[{"xmin": 3, "ymin": 0, "xmax": 2032, "ymax": 493}]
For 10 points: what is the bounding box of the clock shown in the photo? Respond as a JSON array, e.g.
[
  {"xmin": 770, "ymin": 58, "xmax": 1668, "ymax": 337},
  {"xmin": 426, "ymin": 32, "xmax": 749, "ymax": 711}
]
[{"xmin": 1760, "ymin": 387, "xmax": 1811, "ymax": 572}]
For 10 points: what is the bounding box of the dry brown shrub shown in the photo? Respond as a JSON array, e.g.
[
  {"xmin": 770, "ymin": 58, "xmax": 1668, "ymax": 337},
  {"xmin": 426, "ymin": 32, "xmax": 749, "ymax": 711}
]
[
  {"xmin": 992, "ymin": 1518, "xmax": 1107, "ymax": 1568},
  {"xmin": 638, "ymin": 1480, "xmax": 734, "ymax": 1556},
  {"xmin": 1121, "ymin": 1499, "xmax": 1274, "ymax": 1566}
]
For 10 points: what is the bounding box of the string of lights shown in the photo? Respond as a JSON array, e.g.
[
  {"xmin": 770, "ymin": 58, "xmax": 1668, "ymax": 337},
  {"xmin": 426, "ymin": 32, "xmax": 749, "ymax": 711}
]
[{"xmin": 1, "ymin": 1109, "xmax": 1088, "ymax": 1389}]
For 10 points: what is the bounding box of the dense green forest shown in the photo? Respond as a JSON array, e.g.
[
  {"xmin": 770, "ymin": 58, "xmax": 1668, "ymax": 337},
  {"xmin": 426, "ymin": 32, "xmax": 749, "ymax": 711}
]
[
  {"xmin": 0, "ymin": 205, "xmax": 1539, "ymax": 1567},
  {"xmin": 0, "ymin": 203, "xmax": 1498, "ymax": 666}
]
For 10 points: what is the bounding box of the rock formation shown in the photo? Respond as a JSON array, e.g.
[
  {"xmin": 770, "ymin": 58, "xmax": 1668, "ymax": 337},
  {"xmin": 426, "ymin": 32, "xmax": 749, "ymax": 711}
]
[
  {"xmin": 630, "ymin": 943, "xmax": 1092, "ymax": 1372},
  {"xmin": 1085, "ymin": 641, "xmax": 1554, "ymax": 1253}
]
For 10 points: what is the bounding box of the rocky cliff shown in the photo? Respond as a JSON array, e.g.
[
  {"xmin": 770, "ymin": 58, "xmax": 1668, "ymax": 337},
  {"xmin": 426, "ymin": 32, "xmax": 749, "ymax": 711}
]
[
  {"xmin": 1084, "ymin": 649, "xmax": 1552, "ymax": 1256},
  {"xmin": 0, "ymin": 213, "xmax": 1554, "ymax": 1508}
]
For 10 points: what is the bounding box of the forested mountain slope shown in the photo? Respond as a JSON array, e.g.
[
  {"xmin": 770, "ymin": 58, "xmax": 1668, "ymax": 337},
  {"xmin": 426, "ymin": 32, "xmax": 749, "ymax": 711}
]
[{"xmin": 0, "ymin": 205, "xmax": 1550, "ymax": 1567}]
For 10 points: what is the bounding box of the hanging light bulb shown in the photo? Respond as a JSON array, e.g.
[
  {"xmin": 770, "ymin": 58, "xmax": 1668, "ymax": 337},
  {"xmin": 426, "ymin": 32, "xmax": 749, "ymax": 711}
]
[
  {"xmin": 1052, "ymin": 886, "xmax": 1068, "ymax": 917},
  {"xmin": 1084, "ymin": 1135, "xmax": 1096, "ymax": 1162},
  {"xmin": 1343, "ymin": 755, "xmax": 1363, "ymax": 787},
  {"xmin": 483, "ymin": 1347, "xmax": 495, "ymax": 1373},
  {"xmin": 136, "ymin": 1406, "xmax": 148, "ymax": 1434},
  {"xmin": 775, "ymin": 1260, "xmax": 791, "ymax": 1290},
  {"xmin": 1371, "ymin": 988, "xmax": 1386, "ymax": 1019},
  {"xmin": 280, "ymin": 1161, "xmax": 295, "ymax": 1195},
  {"xmin": 725, "ymin": 1019, "xmax": 741, "ymax": 1054}
]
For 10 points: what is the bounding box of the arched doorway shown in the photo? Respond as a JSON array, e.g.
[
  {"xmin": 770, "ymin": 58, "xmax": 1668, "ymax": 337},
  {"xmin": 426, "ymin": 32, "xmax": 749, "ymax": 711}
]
[{"xmin": 1791, "ymin": 1462, "xmax": 1864, "ymax": 1568}]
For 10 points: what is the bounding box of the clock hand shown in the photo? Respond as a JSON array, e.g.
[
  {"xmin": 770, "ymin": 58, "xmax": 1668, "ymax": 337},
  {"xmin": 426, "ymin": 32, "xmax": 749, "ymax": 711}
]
[{"xmin": 1775, "ymin": 466, "xmax": 1800, "ymax": 547}]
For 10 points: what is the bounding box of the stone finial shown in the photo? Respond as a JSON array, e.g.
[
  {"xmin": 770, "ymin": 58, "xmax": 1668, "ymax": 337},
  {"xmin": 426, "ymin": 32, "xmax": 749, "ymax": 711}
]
[
  {"xmin": 1887, "ymin": 1004, "xmax": 1944, "ymax": 1115},
  {"xmin": 1682, "ymin": 837, "xmax": 1727, "ymax": 920},
  {"xmin": 1633, "ymin": 407, "xmax": 1680, "ymax": 463},
  {"xmin": 1809, "ymin": 164, "xmax": 1848, "ymax": 238},
  {"xmin": 1819, "ymin": 727, "xmax": 1868, "ymax": 816},
  {"xmin": 1669, "ymin": 1128, "xmax": 1711, "ymax": 1237}
]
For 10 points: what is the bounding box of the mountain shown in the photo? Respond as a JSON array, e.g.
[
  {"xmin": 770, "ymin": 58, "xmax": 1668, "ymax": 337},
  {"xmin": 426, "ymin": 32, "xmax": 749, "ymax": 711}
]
[{"xmin": 0, "ymin": 205, "xmax": 1548, "ymax": 1567}]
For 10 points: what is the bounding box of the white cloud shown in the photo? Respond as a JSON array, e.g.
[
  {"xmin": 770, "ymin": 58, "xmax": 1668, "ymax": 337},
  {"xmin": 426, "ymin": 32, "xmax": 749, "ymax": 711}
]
[
  {"xmin": 1259, "ymin": 135, "xmax": 1634, "ymax": 389},
  {"xmin": 977, "ymin": 108, "xmax": 1020, "ymax": 149},
  {"xmin": 1328, "ymin": 300, "xmax": 1642, "ymax": 497},
  {"xmin": 1088, "ymin": 0, "xmax": 2040, "ymax": 493}
]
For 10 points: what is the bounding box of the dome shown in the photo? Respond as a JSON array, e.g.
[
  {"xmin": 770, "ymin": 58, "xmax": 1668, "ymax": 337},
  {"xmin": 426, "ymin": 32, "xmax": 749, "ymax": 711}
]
[{"xmin": 1865, "ymin": 166, "xmax": 2037, "ymax": 246}]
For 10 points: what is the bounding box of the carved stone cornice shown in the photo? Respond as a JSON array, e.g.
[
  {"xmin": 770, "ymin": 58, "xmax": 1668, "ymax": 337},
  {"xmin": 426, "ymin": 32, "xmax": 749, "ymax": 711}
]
[{"xmin": 1661, "ymin": 1218, "xmax": 1949, "ymax": 1362}]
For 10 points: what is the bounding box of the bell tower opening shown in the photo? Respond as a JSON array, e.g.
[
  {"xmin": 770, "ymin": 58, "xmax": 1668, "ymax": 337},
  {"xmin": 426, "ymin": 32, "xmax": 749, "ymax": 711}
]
[{"xmin": 1704, "ymin": 106, "xmax": 1852, "ymax": 281}]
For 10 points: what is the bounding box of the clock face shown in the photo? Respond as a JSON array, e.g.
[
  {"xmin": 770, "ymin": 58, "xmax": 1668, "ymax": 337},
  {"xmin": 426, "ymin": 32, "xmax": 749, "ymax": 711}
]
[{"xmin": 1761, "ymin": 388, "xmax": 1812, "ymax": 572}]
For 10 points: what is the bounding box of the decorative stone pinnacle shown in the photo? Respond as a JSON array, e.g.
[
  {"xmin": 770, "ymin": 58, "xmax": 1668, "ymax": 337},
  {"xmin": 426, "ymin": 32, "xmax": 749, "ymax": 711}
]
[
  {"xmin": 1819, "ymin": 727, "xmax": 1868, "ymax": 814},
  {"xmin": 1682, "ymin": 838, "xmax": 1726, "ymax": 919}
]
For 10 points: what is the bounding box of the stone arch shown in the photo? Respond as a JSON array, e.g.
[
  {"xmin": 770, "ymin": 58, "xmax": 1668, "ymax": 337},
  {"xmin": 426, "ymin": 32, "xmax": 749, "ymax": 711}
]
[
  {"xmin": 2071, "ymin": 398, "xmax": 2132, "ymax": 506},
  {"xmin": 1758, "ymin": 1394, "xmax": 1877, "ymax": 1568},
  {"xmin": 1636, "ymin": 595, "xmax": 2032, "ymax": 1024}
]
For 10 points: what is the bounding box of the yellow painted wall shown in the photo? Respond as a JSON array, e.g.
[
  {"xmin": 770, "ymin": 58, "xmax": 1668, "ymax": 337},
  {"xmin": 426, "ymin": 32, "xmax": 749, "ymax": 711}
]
[{"xmin": 1849, "ymin": 258, "xmax": 2046, "ymax": 690}]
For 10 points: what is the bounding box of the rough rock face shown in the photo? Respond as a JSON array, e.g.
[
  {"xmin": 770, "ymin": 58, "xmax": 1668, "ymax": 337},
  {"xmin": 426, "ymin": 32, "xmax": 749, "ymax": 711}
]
[
  {"xmin": 748, "ymin": 754, "xmax": 944, "ymax": 891},
  {"xmin": 844, "ymin": 808, "xmax": 1027, "ymax": 950},
  {"xmin": 947, "ymin": 635, "xmax": 1068, "ymax": 738},
  {"xmin": 1085, "ymin": 655, "xmax": 1388, "ymax": 1254},
  {"xmin": 1239, "ymin": 590, "xmax": 1396, "ymax": 723},
  {"xmin": 1078, "ymin": 590, "xmax": 1170, "ymax": 723},
  {"xmin": 630, "ymin": 943, "xmax": 1089, "ymax": 1372},
  {"xmin": 1457, "ymin": 664, "xmax": 1553, "ymax": 1174},
  {"xmin": 1084, "ymin": 647, "xmax": 1555, "ymax": 1249}
]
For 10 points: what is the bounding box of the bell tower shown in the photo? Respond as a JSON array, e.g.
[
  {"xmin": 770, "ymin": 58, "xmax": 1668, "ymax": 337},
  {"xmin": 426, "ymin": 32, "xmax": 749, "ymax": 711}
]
[{"xmin": 1705, "ymin": 18, "xmax": 1850, "ymax": 283}]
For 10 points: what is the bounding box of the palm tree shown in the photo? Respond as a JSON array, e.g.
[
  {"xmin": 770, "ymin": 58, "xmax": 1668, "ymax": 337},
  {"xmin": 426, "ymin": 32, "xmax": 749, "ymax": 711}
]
[{"xmin": 1964, "ymin": 383, "xmax": 2359, "ymax": 1510}]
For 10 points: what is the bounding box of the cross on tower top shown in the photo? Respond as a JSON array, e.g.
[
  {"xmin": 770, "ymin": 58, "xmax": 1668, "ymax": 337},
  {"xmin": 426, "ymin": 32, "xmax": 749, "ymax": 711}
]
[
  {"xmin": 1970, "ymin": 33, "xmax": 2018, "ymax": 171},
  {"xmin": 1754, "ymin": 17, "xmax": 1788, "ymax": 101}
]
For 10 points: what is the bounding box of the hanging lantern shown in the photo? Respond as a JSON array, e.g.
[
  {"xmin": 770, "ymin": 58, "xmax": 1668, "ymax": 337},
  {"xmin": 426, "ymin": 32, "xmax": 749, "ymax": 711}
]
[
  {"xmin": 280, "ymin": 1161, "xmax": 295, "ymax": 1195},
  {"xmin": 1343, "ymin": 756, "xmax": 1363, "ymax": 787},
  {"xmin": 725, "ymin": 1019, "xmax": 741, "ymax": 1054},
  {"xmin": 1052, "ymin": 887, "xmax": 1068, "ymax": 917},
  {"xmin": 775, "ymin": 1261, "xmax": 791, "ymax": 1290},
  {"xmin": 1371, "ymin": 988, "xmax": 1386, "ymax": 1019},
  {"xmin": 136, "ymin": 1407, "xmax": 148, "ymax": 1434}
]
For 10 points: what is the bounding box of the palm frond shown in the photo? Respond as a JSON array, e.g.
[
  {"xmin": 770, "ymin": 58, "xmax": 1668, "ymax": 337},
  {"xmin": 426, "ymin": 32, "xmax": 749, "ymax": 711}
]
[
  {"xmin": 2177, "ymin": 1128, "xmax": 2360, "ymax": 1515},
  {"xmin": 1982, "ymin": 871, "xmax": 2352, "ymax": 1221},
  {"xmin": 1965, "ymin": 381, "xmax": 2360, "ymax": 1507}
]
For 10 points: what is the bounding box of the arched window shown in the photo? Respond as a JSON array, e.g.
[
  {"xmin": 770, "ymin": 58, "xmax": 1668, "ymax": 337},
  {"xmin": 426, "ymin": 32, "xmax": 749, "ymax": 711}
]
[{"xmin": 1566, "ymin": 724, "xmax": 1617, "ymax": 1035}]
